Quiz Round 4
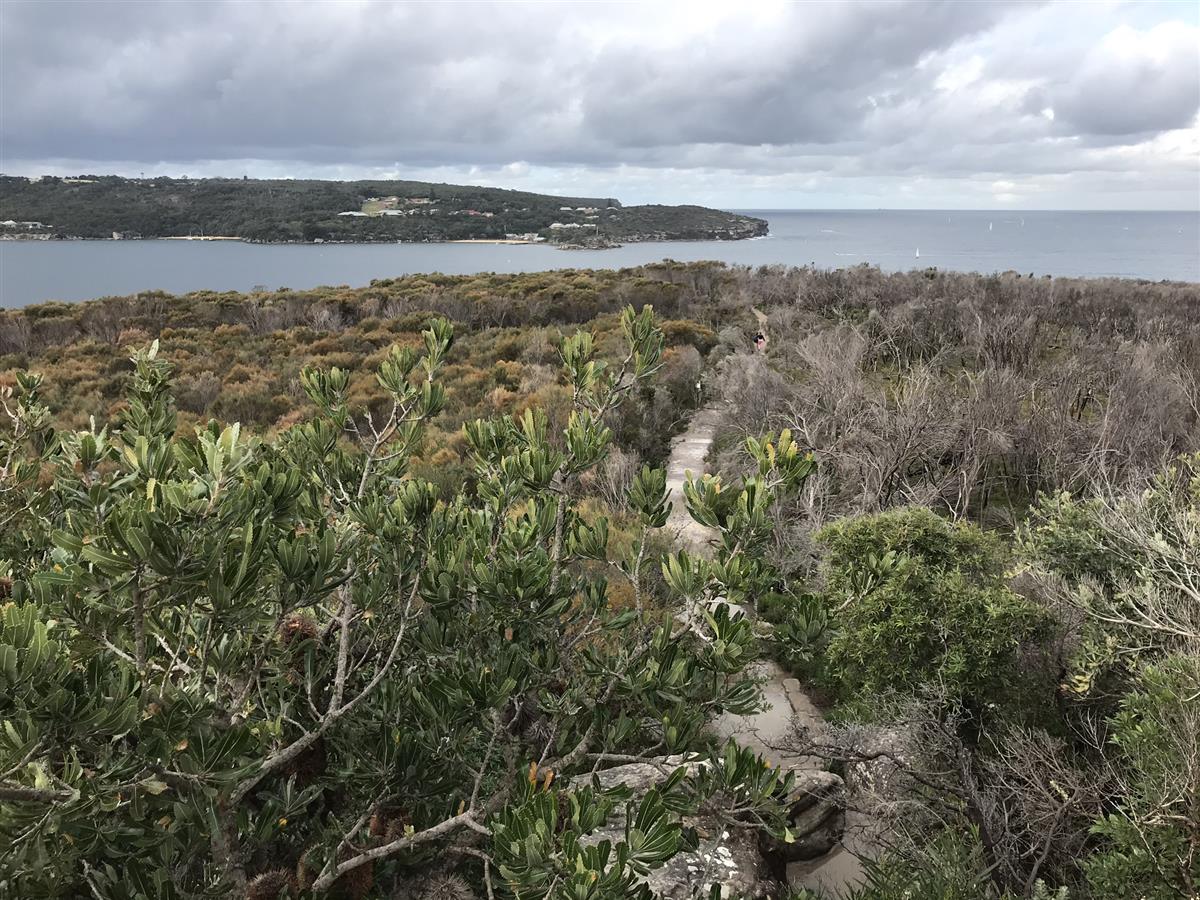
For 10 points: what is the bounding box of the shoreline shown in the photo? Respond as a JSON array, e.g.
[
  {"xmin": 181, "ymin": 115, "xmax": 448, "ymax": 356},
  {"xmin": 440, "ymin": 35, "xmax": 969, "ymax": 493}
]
[
  {"xmin": 160, "ymin": 235, "xmax": 243, "ymax": 241},
  {"xmin": 0, "ymin": 233, "xmax": 763, "ymax": 248},
  {"xmin": 446, "ymin": 238, "xmax": 538, "ymax": 245}
]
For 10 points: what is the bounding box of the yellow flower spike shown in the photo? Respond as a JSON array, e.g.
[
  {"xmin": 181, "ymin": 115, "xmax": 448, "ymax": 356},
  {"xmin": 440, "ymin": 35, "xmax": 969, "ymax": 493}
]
[{"xmin": 527, "ymin": 761, "xmax": 538, "ymax": 784}]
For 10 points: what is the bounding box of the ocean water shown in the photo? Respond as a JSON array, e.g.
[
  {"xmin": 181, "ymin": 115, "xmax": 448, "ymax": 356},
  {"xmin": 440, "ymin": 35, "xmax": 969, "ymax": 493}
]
[{"xmin": 1, "ymin": 209, "xmax": 1196, "ymax": 308}]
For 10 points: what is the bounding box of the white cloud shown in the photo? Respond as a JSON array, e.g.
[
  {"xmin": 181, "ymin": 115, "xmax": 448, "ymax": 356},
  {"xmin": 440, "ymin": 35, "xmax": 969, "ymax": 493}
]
[{"xmin": 1, "ymin": 0, "xmax": 1197, "ymax": 209}]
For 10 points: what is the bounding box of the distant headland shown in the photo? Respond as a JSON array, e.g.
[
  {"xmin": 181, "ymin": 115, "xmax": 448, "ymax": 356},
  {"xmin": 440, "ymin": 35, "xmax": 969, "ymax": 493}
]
[{"xmin": 0, "ymin": 175, "xmax": 768, "ymax": 247}]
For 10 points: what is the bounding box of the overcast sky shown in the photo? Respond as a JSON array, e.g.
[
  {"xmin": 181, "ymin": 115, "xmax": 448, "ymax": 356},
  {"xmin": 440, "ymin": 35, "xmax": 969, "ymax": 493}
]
[{"xmin": 2, "ymin": 0, "xmax": 1197, "ymax": 209}]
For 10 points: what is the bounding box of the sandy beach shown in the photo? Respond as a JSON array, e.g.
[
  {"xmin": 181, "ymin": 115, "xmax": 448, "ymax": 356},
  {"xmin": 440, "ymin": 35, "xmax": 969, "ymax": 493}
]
[{"xmin": 446, "ymin": 238, "xmax": 536, "ymax": 244}]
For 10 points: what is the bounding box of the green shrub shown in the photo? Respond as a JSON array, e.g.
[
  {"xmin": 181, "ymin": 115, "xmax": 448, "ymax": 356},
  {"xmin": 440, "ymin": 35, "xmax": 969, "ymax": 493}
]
[
  {"xmin": 1085, "ymin": 655, "xmax": 1200, "ymax": 899},
  {"xmin": 817, "ymin": 507, "xmax": 1045, "ymax": 704},
  {"xmin": 0, "ymin": 308, "xmax": 804, "ymax": 899}
]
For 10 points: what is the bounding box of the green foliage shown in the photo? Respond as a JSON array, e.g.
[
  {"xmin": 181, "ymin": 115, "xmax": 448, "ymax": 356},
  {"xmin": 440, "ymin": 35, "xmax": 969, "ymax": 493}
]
[
  {"xmin": 0, "ymin": 174, "xmax": 765, "ymax": 243},
  {"xmin": 0, "ymin": 306, "xmax": 791, "ymax": 898},
  {"xmin": 493, "ymin": 740, "xmax": 797, "ymax": 900},
  {"xmin": 816, "ymin": 507, "xmax": 1045, "ymax": 704},
  {"xmin": 1022, "ymin": 458, "xmax": 1200, "ymax": 696},
  {"xmin": 771, "ymin": 592, "xmax": 829, "ymax": 675},
  {"xmin": 492, "ymin": 777, "xmax": 682, "ymax": 900},
  {"xmin": 1084, "ymin": 655, "xmax": 1200, "ymax": 899},
  {"xmin": 847, "ymin": 830, "xmax": 993, "ymax": 900},
  {"xmin": 682, "ymin": 429, "xmax": 816, "ymax": 611},
  {"xmin": 792, "ymin": 829, "xmax": 1061, "ymax": 900}
]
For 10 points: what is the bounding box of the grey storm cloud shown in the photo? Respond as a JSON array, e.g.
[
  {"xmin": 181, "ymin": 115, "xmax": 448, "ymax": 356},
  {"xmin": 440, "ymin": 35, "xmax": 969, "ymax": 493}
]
[
  {"xmin": 1, "ymin": 0, "xmax": 1197, "ymax": 207},
  {"xmin": 1049, "ymin": 23, "xmax": 1200, "ymax": 136},
  {"xmin": 1, "ymin": 0, "xmax": 1012, "ymax": 162}
]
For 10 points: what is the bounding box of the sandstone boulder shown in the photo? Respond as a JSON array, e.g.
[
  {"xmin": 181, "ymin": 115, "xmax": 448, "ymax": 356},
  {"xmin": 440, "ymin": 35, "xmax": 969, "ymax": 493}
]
[{"xmin": 585, "ymin": 756, "xmax": 846, "ymax": 899}]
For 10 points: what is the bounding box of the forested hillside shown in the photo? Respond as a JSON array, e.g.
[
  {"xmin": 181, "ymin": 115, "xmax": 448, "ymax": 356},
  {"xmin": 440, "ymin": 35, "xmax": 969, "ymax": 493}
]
[
  {"xmin": 1, "ymin": 262, "xmax": 1197, "ymax": 899},
  {"xmin": 0, "ymin": 176, "xmax": 768, "ymax": 244}
]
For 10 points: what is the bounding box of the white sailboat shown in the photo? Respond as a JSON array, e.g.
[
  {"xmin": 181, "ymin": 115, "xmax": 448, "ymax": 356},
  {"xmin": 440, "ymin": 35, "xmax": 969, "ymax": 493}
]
[
  {"xmin": 989, "ymin": 221, "xmax": 993, "ymax": 232},
  {"xmin": 915, "ymin": 247, "xmax": 920, "ymax": 259}
]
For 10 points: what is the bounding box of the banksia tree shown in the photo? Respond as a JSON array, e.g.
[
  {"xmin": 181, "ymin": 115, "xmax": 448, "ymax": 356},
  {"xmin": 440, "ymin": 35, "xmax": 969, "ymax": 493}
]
[{"xmin": 0, "ymin": 307, "xmax": 802, "ymax": 898}]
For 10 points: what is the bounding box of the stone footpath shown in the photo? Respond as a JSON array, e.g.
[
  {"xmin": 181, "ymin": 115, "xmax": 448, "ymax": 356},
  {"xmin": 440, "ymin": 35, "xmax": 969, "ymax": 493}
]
[{"xmin": 664, "ymin": 393, "xmax": 865, "ymax": 897}]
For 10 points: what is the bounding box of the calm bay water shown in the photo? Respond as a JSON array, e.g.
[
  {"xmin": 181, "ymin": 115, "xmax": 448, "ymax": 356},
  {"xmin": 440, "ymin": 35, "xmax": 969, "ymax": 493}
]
[{"xmin": 1, "ymin": 209, "xmax": 1196, "ymax": 308}]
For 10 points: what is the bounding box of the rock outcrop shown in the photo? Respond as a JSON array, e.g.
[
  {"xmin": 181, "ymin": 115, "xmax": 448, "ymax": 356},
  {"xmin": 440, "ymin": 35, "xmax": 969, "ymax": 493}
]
[{"xmin": 588, "ymin": 756, "xmax": 847, "ymax": 899}]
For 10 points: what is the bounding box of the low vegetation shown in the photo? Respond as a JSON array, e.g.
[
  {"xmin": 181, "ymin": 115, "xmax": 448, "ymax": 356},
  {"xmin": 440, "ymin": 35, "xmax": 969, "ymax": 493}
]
[{"xmin": 2, "ymin": 261, "xmax": 1198, "ymax": 898}]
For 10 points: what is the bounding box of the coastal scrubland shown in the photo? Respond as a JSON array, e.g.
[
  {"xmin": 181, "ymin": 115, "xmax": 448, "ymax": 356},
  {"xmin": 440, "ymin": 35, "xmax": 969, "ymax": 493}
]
[{"xmin": 1, "ymin": 262, "xmax": 1197, "ymax": 899}]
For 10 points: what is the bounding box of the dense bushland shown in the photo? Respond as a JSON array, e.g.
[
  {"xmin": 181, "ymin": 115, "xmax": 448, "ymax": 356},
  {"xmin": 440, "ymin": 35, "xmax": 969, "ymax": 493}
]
[
  {"xmin": 2, "ymin": 262, "xmax": 1198, "ymax": 898},
  {"xmin": 696, "ymin": 267, "xmax": 1200, "ymax": 898},
  {"xmin": 0, "ymin": 307, "xmax": 817, "ymax": 898},
  {"xmin": 710, "ymin": 264, "xmax": 1200, "ymax": 525}
]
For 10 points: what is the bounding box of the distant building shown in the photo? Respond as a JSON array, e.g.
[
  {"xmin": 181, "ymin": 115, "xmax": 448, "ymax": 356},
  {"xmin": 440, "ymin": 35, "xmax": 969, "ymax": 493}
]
[
  {"xmin": 337, "ymin": 211, "xmax": 369, "ymax": 216},
  {"xmin": 549, "ymin": 222, "xmax": 596, "ymax": 229}
]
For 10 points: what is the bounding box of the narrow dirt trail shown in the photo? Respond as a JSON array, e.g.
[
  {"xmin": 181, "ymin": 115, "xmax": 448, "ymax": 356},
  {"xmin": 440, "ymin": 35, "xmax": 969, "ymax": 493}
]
[
  {"xmin": 751, "ymin": 306, "xmax": 769, "ymax": 344},
  {"xmin": 662, "ymin": 308, "xmax": 865, "ymax": 896}
]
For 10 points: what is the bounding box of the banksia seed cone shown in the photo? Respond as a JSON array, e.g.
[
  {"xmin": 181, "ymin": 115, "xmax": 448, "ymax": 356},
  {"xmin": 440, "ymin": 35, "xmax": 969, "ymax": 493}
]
[
  {"xmin": 245, "ymin": 869, "xmax": 298, "ymax": 900},
  {"xmin": 382, "ymin": 810, "xmax": 413, "ymax": 843},
  {"xmin": 369, "ymin": 802, "xmax": 411, "ymax": 839},
  {"xmin": 281, "ymin": 735, "xmax": 327, "ymax": 787},
  {"xmin": 279, "ymin": 611, "xmax": 319, "ymax": 647},
  {"xmin": 393, "ymin": 872, "xmax": 477, "ymax": 900},
  {"xmin": 420, "ymin": 873, "xmax": 477, "ymax": 900},
  {"xmin": 297, "ymin": 846, "xmax": 374, "ymax": 900},
  {"xmin": 331, "ymin": 860, "xmax": 374, "ymax": 900}
]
